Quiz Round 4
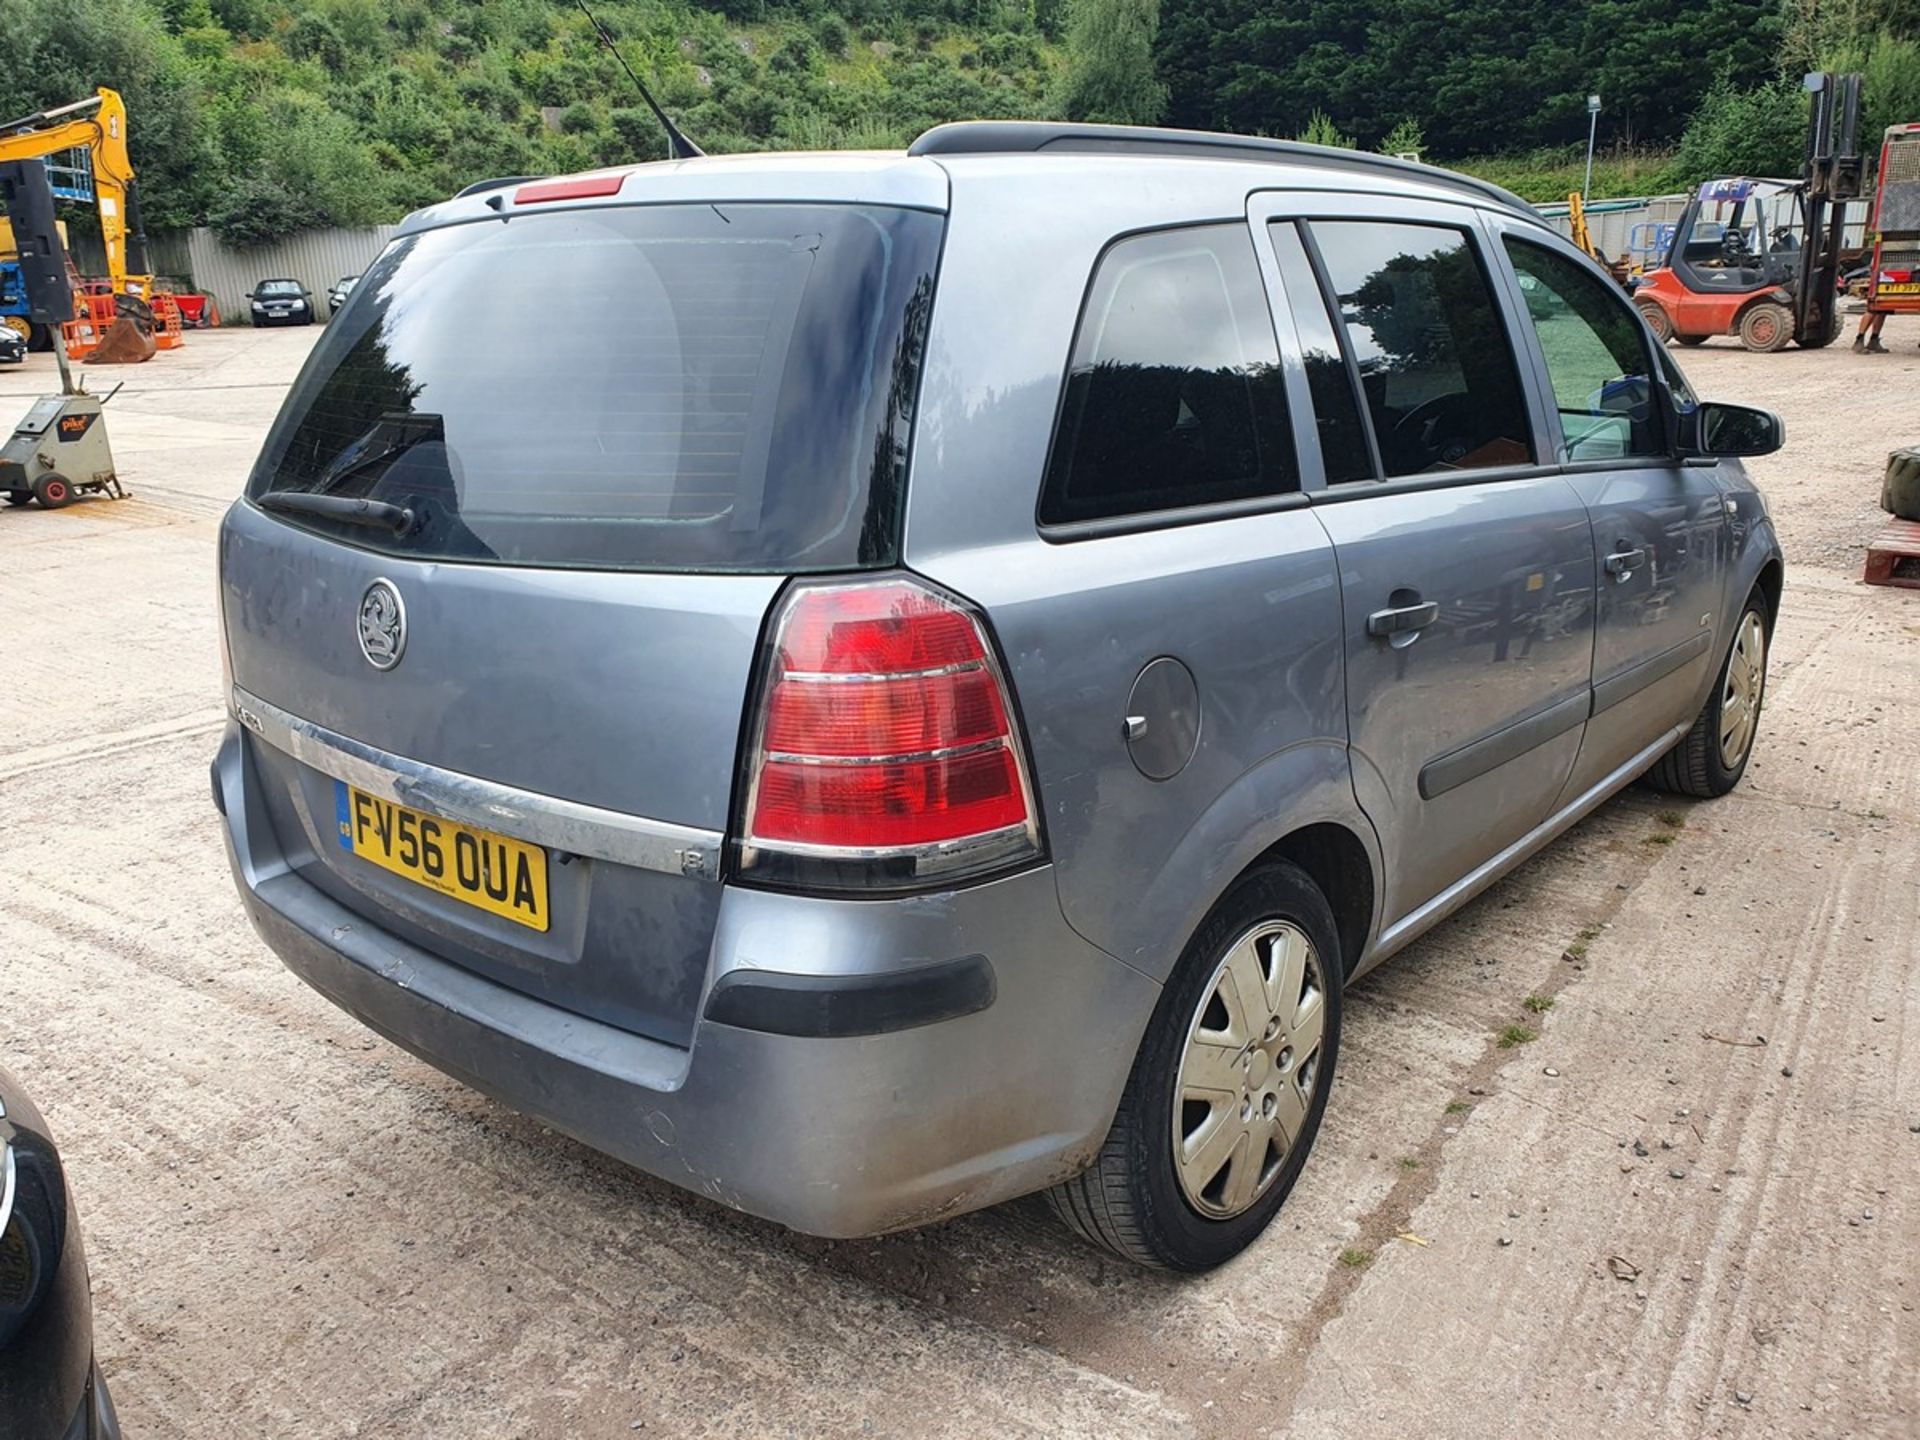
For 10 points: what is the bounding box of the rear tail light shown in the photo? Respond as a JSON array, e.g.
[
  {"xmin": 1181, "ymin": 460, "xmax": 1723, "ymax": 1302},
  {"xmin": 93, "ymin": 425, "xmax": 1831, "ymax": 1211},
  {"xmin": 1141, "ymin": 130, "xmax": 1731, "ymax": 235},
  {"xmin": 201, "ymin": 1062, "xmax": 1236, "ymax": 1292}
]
[{"xmin": 737, "ymin": 576, "xmax": 1043, "ymax": 891}]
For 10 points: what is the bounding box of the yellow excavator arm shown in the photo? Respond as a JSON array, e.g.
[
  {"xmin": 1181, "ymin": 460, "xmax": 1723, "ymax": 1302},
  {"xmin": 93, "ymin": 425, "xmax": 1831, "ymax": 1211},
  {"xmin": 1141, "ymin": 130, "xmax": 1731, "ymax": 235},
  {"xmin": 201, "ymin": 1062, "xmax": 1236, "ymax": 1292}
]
[{"xmin": 0, "ymin": 88, "xmax": 149, "ymax": 299}]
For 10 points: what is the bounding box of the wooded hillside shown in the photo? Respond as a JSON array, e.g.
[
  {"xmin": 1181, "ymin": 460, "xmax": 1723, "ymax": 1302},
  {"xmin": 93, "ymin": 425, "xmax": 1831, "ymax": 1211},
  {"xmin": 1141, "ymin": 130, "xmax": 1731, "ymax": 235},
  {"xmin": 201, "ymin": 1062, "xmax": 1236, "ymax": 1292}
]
[{"xmin": 1, "ymin": 0, "xmax": 1915, "ymax": 245}]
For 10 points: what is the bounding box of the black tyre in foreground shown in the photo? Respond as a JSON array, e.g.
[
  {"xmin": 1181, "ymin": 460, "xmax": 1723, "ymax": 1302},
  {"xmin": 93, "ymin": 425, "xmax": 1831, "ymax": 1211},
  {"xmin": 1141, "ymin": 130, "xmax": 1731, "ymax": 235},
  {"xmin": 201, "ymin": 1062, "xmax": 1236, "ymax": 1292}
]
[
  {"xmin": 1649, "ymin": 592, "xmax": 1769, "ymax": 798},
  {"xmin": 1048, "ymin": 861, "xmax": 1343, "ymax": 1270}
]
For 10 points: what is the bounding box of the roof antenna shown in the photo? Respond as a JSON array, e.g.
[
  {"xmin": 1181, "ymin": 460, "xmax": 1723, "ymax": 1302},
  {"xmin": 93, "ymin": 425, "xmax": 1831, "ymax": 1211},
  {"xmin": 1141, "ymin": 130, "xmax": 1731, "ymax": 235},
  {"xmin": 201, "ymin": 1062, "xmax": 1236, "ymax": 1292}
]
[{"xmin": 572, "ymin": 0, "xmax": 703, "ymax": 159}]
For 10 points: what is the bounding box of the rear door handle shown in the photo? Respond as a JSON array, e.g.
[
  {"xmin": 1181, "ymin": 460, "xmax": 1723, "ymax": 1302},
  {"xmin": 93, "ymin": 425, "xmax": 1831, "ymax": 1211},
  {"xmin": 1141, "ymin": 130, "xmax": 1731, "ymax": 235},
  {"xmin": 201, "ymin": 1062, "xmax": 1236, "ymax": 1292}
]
[
  {"xmin": 1605, "ymin": 546, "xmax": 1647, "ymax": 580},
  {"xmin": 1367, "ymin": 600, "xmax": 1440, "ymax": 637}
]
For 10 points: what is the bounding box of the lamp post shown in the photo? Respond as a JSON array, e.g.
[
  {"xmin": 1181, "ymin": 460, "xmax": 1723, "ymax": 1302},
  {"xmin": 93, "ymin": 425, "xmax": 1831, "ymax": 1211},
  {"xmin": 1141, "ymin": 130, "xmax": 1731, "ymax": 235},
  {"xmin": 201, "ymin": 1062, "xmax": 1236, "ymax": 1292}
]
[{"xmin": 1583, "ymin": 93, "xmax": 1602, "ymax": 200}]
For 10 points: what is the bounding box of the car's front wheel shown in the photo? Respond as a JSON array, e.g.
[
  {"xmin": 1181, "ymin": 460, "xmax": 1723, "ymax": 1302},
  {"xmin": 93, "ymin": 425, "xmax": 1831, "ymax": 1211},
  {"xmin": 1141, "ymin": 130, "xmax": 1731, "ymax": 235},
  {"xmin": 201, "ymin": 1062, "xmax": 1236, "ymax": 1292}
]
[
  {"xmin": 1047, "ymin": 860, "xmax": 1342, "ymax": 1270},
  {"xmin": 1649, "ymin": 592, "xmax": 1769, "ymax": 797}
]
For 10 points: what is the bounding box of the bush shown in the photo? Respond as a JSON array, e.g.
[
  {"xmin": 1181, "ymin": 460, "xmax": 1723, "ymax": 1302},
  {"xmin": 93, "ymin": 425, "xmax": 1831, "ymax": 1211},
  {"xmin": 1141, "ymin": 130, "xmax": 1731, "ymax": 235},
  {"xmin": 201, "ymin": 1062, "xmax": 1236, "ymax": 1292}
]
[
  {"xmin": 1669, "ymin": 79, "xmax": 1806, "ymax": 183},
  {"xmin": 1296, "ymin": 110, "xmax": 1355, "ymax": 149},
  {"xmin": 207, "ymin": 174, "xmax": 319, "ymax": 245},
  {"xmin": 1378, "ymin": 118, "xmax": 1425, "ymax": 160},
  {"xmin": 1056, "ymin": 0, "xmax": 1164, "ymax": 125},
  {"xmin": 610, "ymin": 107, "xmax": 669, "ymax": 162},
  {"xmin": 813, "ymin": 13, "xmax": 850, "ymax": 58},
  {"xmin": 1830, "ymin": 32, "xmax": 1920, "ymax": 160}
]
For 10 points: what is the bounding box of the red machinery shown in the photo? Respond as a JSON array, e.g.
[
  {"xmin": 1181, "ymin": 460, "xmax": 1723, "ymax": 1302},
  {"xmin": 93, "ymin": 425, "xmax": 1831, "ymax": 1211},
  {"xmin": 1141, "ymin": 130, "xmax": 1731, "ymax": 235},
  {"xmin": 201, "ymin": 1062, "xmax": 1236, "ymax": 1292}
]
[
  {"xmin": 1634, "ymin": 178, "xmax": 1814, "ymax": 350},
  {"xmin": 1633, "ymin": 72, "xmax": 1863, "ymax": 351},
  {"xmin": 1864, "ymin": 123, "xmax": 1920, "ymax": 315}
]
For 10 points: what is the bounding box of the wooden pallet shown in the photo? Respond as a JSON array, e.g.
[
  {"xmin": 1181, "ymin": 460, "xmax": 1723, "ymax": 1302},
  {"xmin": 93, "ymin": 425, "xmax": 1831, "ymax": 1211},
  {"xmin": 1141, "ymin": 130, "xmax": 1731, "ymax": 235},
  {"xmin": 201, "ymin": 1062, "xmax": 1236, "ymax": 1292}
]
[{"xmin": 1864, "ymin": 516, "xmax": 1920, "ymax": 589}]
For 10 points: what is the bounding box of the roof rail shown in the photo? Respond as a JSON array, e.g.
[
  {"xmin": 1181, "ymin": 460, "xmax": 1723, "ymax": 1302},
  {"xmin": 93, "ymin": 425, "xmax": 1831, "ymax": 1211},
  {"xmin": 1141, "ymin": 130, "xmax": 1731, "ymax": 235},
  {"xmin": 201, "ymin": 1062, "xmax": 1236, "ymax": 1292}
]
[
  {"xmin": 907, "ymin": 121, "xmax": 1539, "ymax": 218},
  {"xmin": 452, "ymin": 175, "xmax": 544, "ymax": 199}
]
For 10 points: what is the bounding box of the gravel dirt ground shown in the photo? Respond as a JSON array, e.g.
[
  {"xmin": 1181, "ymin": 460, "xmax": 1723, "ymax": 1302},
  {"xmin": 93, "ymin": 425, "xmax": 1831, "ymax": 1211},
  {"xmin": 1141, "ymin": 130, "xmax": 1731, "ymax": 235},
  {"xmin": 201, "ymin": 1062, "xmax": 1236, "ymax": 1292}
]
[{"xmin": 2, "ymin": 321, "xmax": 1917, "ymax": 1439}]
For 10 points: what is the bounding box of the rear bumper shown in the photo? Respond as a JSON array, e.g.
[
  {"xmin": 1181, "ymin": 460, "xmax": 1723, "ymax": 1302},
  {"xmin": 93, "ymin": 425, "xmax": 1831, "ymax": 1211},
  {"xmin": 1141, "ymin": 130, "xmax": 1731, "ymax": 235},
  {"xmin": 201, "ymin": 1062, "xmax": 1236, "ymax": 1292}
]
[{"xmin": 215, "ymin": 722, "xmax": 1159, "ymax": 1237}]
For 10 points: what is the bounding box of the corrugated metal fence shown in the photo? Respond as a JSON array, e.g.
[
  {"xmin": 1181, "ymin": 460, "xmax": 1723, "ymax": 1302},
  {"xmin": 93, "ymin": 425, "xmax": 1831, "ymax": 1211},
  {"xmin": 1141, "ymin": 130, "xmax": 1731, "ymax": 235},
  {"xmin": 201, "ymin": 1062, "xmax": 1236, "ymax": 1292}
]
[
  {"xmin": 1541, "ymin": 193, "xmax": 1875, "ymax": 268},
  {"xmin": 151, "ymin": 225, "xmax": 399, "ymax": 321}
]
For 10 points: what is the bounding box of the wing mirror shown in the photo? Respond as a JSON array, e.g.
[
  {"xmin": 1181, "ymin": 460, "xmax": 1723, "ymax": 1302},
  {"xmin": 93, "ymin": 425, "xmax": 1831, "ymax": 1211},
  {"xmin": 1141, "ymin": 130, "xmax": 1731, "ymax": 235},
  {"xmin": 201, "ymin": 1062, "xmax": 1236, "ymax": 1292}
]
[{"xmin": 1677, "ymin": 400, "xmax": 1784, "ymax": 459}]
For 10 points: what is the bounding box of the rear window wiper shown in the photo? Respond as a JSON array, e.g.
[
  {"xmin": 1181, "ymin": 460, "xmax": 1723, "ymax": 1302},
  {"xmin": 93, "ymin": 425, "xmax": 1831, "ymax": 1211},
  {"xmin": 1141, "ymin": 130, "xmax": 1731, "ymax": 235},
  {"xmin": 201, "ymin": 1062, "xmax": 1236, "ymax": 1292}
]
[
  {"xmin": 310, "ymin": 414, "xmax": 443, "ymax": 495},
  {"xmin": 256, "ymin": 491, "xmax": 416, "ymax": 534}
]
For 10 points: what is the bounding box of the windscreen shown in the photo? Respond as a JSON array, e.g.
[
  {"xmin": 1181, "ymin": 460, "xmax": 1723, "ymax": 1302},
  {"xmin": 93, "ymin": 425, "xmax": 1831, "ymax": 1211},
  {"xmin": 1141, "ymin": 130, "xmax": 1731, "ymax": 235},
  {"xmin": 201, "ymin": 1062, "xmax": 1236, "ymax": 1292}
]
[{"xmin": 248, "ymin": 202, "xmax": 944, "ymax": 572}]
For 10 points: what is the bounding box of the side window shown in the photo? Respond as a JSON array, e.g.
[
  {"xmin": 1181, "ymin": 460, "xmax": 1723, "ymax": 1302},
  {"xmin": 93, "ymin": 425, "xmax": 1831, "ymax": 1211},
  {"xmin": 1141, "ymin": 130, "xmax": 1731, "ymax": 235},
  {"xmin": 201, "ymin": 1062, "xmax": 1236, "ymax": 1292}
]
[
  {"xmin": 1503, "ymin": 237, "xmax": 1663, "ymax": 461},
  {"xmin": 1268, "ymin": 221, "xmax": 1374, "ymax": 483},
  {"xmin": 1310, "ymin": 220, "xmax": 1534, "ymax": 476},
  {"xmin": 1040, "ymin": 224, "xmax": 1296, "ymax": 526}
]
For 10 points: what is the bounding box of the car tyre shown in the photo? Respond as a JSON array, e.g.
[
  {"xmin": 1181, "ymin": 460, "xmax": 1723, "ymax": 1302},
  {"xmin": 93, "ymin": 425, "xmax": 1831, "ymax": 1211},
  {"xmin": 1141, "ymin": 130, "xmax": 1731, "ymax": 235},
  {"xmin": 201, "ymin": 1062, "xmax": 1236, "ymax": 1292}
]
[
  {"xmin": 1648, "ymin": 592, "xmax": 1769, "ymax": 798},
  {"xmin": 1675, "ymin": 333, "xmax": 1708, "ymax": 346},
  {"xmin": 1046, "ymin": 860, "xmax": 1342, "ymax": 1271}
]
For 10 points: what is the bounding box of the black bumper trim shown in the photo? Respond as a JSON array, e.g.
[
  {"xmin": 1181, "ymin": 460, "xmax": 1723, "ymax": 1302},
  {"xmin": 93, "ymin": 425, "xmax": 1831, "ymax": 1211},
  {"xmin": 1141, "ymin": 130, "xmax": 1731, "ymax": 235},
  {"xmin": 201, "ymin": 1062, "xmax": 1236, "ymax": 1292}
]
[{"xmin": 704, "ymin": 955, "xmax": 996, "ymax": 1038}]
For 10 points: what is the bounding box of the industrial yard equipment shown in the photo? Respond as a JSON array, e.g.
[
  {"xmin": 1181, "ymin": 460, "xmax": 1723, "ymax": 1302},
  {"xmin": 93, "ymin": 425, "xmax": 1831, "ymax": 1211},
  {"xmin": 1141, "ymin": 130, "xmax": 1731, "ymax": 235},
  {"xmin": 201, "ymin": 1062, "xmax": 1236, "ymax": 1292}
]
[
  {"xmin": 0, "ymin": 159, "xmax": 124, "ymax": 509},
  {"xmin": 0, "ymin": 87, "xmax": 174, "ymax": 358},
  {"xmin": 1863, "ymin": 123, "xmax": 1920, "ymax": 317},
  {"xmin": 1633, "ymin": 72, "xmax": 1863, "ymax": 350}
]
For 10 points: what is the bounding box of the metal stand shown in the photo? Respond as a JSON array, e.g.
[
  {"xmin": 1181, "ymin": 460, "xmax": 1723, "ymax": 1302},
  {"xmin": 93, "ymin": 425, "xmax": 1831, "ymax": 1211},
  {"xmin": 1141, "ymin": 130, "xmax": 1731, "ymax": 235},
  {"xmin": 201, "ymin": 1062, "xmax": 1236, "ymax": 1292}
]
[{"xmin": 52, "ymin": 323, "xmax": 77, "ymax": 396}]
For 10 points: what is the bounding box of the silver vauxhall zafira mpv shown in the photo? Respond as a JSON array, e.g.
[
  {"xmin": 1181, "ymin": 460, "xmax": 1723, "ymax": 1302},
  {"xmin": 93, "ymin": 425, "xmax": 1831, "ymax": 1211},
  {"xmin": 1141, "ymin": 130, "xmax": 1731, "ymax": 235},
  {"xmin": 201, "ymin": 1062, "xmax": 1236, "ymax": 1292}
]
[{"xmin": 213, "ymin": 121, "xmax": 1785, "ymax": 1270}]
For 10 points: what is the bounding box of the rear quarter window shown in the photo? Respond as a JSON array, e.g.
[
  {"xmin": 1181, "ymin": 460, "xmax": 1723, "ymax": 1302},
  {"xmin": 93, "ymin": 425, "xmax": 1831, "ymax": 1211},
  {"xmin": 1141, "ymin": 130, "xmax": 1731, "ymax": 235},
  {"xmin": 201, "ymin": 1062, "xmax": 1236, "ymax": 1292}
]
[
  {"xmin": 248, "ymin": 202, "xmax": 943, "ymax": 573},
  {"xmin": 1039, "ymin": 223, "xmax": 1297, "ymax": 527}
]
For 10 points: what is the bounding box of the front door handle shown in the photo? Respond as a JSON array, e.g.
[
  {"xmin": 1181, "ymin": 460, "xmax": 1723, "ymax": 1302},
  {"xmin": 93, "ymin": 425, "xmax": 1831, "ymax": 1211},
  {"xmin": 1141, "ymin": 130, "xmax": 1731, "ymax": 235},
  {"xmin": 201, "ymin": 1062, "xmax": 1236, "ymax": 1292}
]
[
  {"xmin": 1605, "ymin": 546, "xmax": 1648, "ymax": 580},
  {"xmin": 1367, "ymin": 600, "xmax": 1440, "ymax": 637}
]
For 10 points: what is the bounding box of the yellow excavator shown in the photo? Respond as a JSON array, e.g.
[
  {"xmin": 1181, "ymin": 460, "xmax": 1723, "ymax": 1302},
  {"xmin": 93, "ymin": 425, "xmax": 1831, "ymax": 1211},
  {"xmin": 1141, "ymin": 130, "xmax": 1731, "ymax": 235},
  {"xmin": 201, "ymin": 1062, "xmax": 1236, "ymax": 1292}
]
[
  {"xmin": 0, "ymin": 87, "xmax": 158, "ymax": 356},
  {"xmin": 1566, "ymin": 191, "xmax": 1634, "ymax": 291}
]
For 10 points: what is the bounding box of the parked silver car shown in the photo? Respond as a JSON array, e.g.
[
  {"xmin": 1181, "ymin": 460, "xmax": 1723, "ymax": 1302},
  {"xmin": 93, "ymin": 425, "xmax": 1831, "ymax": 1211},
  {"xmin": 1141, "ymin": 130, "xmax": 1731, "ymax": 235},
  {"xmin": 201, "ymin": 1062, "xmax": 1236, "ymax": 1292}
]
[{"xmin": 214, "ymin": 123, "xmax": 1784, "ymax": 1270}]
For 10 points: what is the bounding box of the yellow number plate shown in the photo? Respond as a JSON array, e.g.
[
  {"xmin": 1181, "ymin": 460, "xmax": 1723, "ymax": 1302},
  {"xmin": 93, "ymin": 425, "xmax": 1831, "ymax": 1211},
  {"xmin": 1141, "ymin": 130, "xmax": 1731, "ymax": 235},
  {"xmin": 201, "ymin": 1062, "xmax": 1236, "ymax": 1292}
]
[{"xmin": 334, "ymin": 781, "xmax": 549, "ymax": 932}]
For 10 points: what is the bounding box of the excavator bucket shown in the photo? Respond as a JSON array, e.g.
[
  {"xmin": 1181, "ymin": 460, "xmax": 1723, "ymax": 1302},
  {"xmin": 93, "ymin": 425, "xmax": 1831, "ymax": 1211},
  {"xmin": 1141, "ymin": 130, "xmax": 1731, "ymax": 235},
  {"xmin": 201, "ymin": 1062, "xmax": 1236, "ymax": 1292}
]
[{"xmin": 83, "ymin": 314, "xmax": 155, "ymax": 364}]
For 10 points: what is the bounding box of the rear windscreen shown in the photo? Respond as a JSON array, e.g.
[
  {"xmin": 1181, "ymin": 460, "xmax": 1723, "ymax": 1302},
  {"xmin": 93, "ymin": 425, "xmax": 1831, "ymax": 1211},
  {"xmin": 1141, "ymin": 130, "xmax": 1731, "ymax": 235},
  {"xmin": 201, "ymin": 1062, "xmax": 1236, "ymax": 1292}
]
[{"xmin": 247, "ymin": 202, "xmax": 944, "ymax": 572}]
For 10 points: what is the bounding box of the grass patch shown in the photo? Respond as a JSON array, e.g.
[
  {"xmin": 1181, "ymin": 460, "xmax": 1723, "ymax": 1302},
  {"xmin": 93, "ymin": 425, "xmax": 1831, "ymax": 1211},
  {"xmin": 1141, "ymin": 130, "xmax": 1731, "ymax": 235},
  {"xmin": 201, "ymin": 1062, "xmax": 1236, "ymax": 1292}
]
[
  {"xmin": 1399, "ymin": 1156, "xmax": 1421, "ymax": 1171},
  {"xmin": 1564, "ymin": 940, "xmax": 1589, "ymax": 960},
  {"xmin": 1643, "ymin": 832, "xmax": 1676, "ymax": 846},
  {"xmin": 1658, "ymin": 810, "xmax": 1686, "ymax": 827},
  {"xmin": 1454, "ymin": 145, "xmax": 1681, "ymax": 205},
  {"xmin": 1338, "ymin": 1247, "xmax": 1374, "ymax": 1269},
  {"xmin": 1577, "ymin": 925, "xmax": 1602, "ymax": 941},
  {"xmin": 1444, "ymin": 1100, "xmax": 1470, "ymax": 1115},
  {"xmin": 1522, "ymin": 995, "xmax": 1556, "ymax": 1015},
  {"xmin": 1498, "ymin": 1024, "xmax": 1538, "ymax": 1049}
]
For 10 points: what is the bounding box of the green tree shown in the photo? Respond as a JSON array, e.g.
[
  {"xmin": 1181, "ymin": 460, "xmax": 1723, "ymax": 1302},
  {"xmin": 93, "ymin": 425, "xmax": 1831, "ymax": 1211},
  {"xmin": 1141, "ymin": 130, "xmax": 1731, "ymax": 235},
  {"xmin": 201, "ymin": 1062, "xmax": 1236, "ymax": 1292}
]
[
  {"xmin": 1378, "ymin": 118, "xmax": 1425, "ymax": 158},
  {"xmin": 1297, "ymin": 110, "xmax": 1355, "ymax": 148},
  {"xmin": 1057, "ymin": 0, "xmax": 1165, "ymax": 125},
  {"xmin": 1155, "ymin": 0, "xmax": 1778, "ymax": 157},
  {"xmin": 0, "ymin": 0, "xmax": 211, "ymax": 229},
  {"xmin": 1823, "ymin": 31, "xmax": 1920, "ymax": 158},
  {"xmin": 1669, "ymin": 78, "xmax": 1809, "ymax": 180}
]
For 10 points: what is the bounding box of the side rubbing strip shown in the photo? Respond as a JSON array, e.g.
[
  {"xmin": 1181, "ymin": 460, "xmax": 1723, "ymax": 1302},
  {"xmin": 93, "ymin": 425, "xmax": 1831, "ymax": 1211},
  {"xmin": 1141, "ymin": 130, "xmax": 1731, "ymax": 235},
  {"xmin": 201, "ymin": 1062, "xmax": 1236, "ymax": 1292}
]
[
  {"xmin": 1419, "ymin": 690, "xmax": 1590, "ymax": 801},
  {"xmin": 1591, "ymin": 630, "xmax": 1713, "ymax": 716}
]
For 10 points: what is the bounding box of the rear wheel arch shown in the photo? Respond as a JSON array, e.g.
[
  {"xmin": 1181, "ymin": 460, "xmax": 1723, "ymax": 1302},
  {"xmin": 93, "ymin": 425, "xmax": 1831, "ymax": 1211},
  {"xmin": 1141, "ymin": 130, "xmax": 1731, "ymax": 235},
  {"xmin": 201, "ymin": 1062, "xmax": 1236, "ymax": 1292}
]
[{"xmin": 1251, "ymin": 822, "xmax": 1375, "ymax": 979}]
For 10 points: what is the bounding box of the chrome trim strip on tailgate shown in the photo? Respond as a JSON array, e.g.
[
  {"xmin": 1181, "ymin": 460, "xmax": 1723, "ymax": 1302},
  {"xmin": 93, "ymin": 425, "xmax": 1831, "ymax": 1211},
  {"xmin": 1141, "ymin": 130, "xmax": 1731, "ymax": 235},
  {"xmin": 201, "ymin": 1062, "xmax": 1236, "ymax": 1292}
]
[{"xmin": 229, "ymin": 685, "xmax": 724, "ymax": 880}]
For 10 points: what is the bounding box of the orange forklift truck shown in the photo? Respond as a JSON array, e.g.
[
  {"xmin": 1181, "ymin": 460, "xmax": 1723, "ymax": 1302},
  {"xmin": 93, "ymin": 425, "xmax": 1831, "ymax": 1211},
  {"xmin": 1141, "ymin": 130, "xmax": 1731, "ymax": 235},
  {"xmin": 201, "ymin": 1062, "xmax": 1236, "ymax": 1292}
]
[{"xmin": 1634, "ymin": 72, "xmax": 1863, "ymax": 351}]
